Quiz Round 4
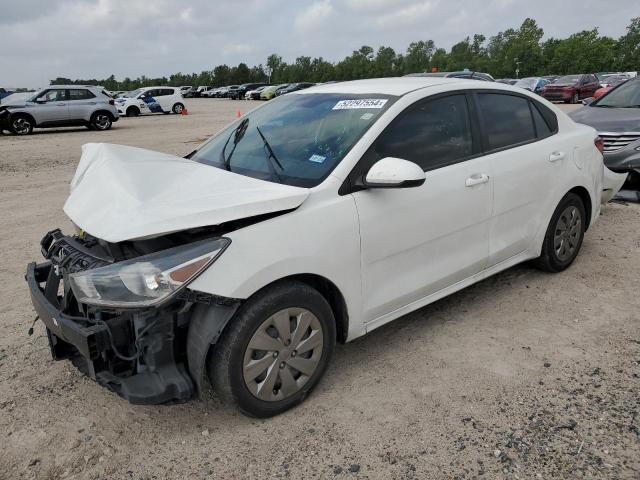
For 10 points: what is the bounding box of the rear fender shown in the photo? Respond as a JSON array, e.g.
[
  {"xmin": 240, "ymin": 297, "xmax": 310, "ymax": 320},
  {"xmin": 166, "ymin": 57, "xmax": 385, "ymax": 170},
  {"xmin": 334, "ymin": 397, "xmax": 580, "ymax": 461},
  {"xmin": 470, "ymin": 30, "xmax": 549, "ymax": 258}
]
[{"xmin": 601, "ymin": 167, "xmax": 627, "ymax": 204}]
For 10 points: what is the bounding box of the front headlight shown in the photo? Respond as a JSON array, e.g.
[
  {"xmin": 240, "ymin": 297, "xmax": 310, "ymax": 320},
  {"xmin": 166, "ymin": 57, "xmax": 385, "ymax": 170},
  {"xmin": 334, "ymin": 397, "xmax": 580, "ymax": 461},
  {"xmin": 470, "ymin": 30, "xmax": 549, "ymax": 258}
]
[{"xmin": 68, "ymin": 238, "xmax": 230, "ymax": 308}]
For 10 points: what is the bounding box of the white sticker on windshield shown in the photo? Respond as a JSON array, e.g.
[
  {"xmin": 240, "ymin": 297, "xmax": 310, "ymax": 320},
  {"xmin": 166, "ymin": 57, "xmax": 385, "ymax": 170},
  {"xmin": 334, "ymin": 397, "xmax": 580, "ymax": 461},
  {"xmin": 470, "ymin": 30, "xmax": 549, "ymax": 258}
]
[
  {"xmin": 360, "ymin": 112, "xmax": 375, "ymax": 120},
  {"xmin": 333, "ymin": 99, "xmax": 388, "ymax": 110},
  {"xmin": 308, "ymin": 154, "xmax": 326, "ymax": 164}
]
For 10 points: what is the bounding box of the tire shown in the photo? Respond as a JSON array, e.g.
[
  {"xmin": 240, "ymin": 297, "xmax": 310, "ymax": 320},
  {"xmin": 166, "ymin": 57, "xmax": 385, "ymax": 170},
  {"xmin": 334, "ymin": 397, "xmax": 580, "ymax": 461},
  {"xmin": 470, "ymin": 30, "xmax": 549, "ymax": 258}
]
[
  {"xmin": 126, "ymin": 106, "xmax": 140, "ymax": 117},
  {"xmin": 571, "ymin": 92, "xmax": 579, "ymax": 104},
  {"xmin": 10, "ymin": 114, "xmax": 34, "ymax": 135},
  {"xmin": 90, "ymin": 112, "xmax": 112, "ymax": 131},
  {"xmin": 534, "ymin": 192, "xmax": 586, "ymax": 273},
  {"xmin": 172, "ymin": 102, "xmax": 184, "ymax": 114},
  {"xmin": 208, "ymin": 281, "xmax": 336, "ymax": 418}
]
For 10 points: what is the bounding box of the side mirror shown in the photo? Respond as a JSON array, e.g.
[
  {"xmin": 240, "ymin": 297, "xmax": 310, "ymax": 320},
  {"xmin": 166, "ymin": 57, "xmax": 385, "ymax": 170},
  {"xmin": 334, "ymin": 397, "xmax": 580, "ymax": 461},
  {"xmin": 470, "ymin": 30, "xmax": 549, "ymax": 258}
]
[
  {"xmin": 364, "ymin": 157, "xmax": 426, "ymax": 189},
  {"xmin": 582, "ymin": 97, "xmax": 595, "ymax": 106}
]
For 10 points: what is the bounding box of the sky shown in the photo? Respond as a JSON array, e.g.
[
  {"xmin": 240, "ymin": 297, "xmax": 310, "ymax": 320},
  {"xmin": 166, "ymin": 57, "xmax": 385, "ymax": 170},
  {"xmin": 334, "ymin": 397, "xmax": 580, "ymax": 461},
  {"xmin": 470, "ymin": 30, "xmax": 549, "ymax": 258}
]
[{"xmin": 0, "ymin": 0, "xmax": 636, "ymax": 88}]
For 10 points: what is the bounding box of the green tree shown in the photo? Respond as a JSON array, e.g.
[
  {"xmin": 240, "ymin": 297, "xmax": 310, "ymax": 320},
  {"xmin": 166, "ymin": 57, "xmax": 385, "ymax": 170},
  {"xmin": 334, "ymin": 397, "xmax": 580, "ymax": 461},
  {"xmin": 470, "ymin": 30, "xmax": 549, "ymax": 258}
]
[{"xmin": 617, "ymin": 17, "xmax": 640, "ymax": 71}]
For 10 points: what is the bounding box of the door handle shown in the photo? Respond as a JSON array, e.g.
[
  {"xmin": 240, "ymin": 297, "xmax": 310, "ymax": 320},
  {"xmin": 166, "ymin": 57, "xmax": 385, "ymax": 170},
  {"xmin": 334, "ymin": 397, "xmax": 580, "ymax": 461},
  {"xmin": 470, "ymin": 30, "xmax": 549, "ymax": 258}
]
[
  {"xmin": 549, "ymin": 151, "xmax": 565, "ymax": 162},
  {"xmin": 465, "ymin": 173, "xmax": 490, "ymax": 187},
  {"xmin": 56, "ymin": 103, "xmax": 66, "ymax": 106}
]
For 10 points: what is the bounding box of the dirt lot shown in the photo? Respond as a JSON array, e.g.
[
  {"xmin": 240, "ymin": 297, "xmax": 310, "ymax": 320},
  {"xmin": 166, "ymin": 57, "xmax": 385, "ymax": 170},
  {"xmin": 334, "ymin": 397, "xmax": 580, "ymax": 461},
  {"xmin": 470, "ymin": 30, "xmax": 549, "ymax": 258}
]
[{"xmin": 0, "ymin": 99, "xmax": 638, "ymax": 480}]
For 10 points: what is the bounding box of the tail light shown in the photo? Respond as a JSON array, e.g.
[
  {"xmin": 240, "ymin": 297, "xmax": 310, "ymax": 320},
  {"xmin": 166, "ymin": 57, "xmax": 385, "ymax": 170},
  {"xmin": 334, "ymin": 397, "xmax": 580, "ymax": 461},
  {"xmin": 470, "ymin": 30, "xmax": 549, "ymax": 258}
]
[
  {"xmin": 109, "ymin": 99, "xmax": 115, "ymax": 105},
  {"xmin": 594, "ymin": 136, "xmax": 604, "ymax": 154}
]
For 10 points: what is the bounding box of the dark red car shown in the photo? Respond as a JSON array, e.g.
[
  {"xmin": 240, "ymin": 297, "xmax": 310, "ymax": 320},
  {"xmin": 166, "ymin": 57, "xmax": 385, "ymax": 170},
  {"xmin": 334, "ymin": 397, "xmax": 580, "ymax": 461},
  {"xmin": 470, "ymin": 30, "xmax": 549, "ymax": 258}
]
[{"xmin": 541, "ymin": 74, "xmax": 600, "ymax": 103}]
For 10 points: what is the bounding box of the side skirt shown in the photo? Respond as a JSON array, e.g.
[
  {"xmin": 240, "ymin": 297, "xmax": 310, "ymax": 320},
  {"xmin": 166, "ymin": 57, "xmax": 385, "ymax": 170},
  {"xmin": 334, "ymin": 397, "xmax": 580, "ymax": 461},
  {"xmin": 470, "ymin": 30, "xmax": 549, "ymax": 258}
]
[{"xmin": 364, "ymin": 250, "xmax": 534, "ymax": 335}]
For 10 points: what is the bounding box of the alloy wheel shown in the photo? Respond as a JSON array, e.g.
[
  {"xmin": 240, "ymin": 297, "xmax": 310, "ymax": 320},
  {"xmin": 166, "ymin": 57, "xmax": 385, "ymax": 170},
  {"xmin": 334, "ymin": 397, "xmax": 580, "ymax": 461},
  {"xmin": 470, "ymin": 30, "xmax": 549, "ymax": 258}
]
[
  {"xmin": 93, "ymin": 114, "xmax": 111, "ymax": 130},
  {"xmin": 243, "ymin": 308, "xmax": 324, "ymax": 402},
  {"xmin": 554, "ymin": 205, "xmax": 581, "ymax": 262},
  {"xmin": 12, "ymin": 118, "xmax": 31, "ymax": 135}
]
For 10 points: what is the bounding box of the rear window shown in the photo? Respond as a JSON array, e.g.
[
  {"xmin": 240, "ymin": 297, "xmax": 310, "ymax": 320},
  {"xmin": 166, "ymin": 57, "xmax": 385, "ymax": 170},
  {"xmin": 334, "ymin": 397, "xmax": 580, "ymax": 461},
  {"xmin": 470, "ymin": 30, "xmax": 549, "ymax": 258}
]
[
  {"xmin": 69, "ymin": 89, "xmax": 96, "ymax": 100},
  {"xmin": 531, "ymin": 103, "xmax": 553, "ymax": 138},
  {"xmin": 477, "ymin": 93, "xmax": 536, "ymax": 150}
]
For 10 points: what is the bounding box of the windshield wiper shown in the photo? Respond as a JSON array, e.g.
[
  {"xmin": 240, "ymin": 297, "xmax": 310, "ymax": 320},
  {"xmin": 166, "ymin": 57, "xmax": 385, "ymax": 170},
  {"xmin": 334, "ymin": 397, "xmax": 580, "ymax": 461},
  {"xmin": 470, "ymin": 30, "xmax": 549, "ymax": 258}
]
[
  {"xmin": 256, "ymin": 126, "xmax": 284, "ymax": 182},
  {"xmin": 220, "ymin": 118, "xmax": 249, "ymax": 171}
]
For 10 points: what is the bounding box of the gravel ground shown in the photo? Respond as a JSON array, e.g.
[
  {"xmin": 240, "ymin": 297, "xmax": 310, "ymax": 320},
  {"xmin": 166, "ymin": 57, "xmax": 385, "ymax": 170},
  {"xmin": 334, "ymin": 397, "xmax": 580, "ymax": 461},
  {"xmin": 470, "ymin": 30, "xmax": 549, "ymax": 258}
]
[{"xmin": 0, "ymin": 99, "xmax": 638, "ymax": 480}]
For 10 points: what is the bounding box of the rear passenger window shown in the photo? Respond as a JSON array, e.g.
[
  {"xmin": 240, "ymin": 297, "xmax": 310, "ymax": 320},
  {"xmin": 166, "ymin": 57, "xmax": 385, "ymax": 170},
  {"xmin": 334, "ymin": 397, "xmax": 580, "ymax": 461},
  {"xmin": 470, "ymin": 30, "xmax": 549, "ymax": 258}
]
[
  {"xmin": 68, "ymin": 89, "xmax": 95, "ymax": 100},
  {"xmin": 531, "ymin": 103, "xmax": 552, "ymax": 138},
  {"xmin": 477, "ymin": 93, "xmax": 536, "ymax": 150},
  {"xmin": 160, "ymin": 89, "xmax": 174, "ymax": 96},
  {"xmin": 372, "ymin": 94, "xmax": 473, "ymax": 172}
]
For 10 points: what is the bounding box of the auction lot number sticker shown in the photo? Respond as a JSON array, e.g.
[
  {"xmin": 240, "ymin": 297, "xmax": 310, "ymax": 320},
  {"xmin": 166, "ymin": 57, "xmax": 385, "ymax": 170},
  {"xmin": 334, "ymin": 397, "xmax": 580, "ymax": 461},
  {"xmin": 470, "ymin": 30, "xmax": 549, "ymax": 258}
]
[{"xmin": 333, "ymin": 99, "xmax": 388, "ymax": 110}]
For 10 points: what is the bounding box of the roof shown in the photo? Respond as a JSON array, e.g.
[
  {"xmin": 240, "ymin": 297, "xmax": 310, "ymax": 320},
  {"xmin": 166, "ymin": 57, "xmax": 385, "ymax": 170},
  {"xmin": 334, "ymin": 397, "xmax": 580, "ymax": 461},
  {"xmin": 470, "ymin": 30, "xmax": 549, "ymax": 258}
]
[
  {"xmin": 48, "ymin": 85, "xmax": 104, "ymax": 89},
  {"xmin": 299, "ymin": 77, "xmax": 462, "ymax": 96}
]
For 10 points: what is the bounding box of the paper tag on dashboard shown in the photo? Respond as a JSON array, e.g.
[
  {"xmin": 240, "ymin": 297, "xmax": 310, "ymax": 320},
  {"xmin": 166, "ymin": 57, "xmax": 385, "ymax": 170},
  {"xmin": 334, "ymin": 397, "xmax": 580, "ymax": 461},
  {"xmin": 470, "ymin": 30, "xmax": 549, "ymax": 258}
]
[{"xmin": 333, "ymin": 99, "xmax": 388, "ymax": 110}]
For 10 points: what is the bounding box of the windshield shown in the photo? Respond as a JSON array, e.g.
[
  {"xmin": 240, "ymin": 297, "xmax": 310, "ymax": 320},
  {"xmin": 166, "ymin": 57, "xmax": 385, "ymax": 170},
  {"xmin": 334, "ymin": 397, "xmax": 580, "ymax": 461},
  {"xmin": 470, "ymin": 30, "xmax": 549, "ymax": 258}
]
[
  {"xmin": 604, "ymin": 76, "xmax": 628, "ymax": 86},
  {"xmin": 190, "ymin": 93, "xmax": 395, "ymax": 187},
  {"xmin": 124, "ymin": 88, "xmax": 143, "ymax": 98},
  {"xmin": 554, "ymin": 75, "xmax": 581, "ymax": 84},
  {"xmin": 514, "ymin": 78, "xmax": 537, "ymax": 88},
  {"xmin": 594, "ymin": 79, "xmax": 640, "ymax": 108},
  {"xmin": 26, "ymin": 89, "xmax": 47, "ymax": 102}
]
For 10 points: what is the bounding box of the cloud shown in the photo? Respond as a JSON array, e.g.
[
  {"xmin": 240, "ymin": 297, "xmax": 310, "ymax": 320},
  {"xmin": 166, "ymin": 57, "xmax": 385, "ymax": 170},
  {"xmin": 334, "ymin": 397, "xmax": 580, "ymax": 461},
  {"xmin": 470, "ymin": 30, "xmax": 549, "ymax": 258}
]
[
  {"xmin": 294, "ymin": 0, "xmax": 335, "ymax": 31},
  {"xmin": 0, "ymin": 0, "xmax": 636, "ymax": 87},
  {"xmin": 375, "ymin": 1, "xmax": 436, "ymax": 28}
]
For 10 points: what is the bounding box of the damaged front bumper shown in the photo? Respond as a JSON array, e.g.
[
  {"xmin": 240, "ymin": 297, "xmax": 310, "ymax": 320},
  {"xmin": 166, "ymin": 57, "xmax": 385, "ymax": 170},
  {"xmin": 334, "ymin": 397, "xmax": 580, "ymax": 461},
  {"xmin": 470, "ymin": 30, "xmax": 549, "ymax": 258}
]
[{"xmin": 25, "ymin": 231, "xmax": 209, "ymax": 405}]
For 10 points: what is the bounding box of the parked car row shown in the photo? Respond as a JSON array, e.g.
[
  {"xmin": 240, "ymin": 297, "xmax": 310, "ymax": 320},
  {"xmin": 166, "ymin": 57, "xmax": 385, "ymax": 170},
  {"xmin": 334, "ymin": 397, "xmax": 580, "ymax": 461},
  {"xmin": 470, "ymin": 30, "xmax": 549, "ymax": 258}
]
[{"xmin": 195, "ymin": 82, "xmax": 317, "ymax": 100}]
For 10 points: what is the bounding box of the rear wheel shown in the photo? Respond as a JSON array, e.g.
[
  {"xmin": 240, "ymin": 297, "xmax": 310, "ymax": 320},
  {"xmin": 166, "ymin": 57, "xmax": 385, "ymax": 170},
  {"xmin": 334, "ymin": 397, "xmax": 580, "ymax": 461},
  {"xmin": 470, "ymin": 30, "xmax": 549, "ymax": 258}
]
[
  {"xmin": 534, "ymin": 193, "xmax": 586, "ymax": 272},
  {"xmin": 208, "ymin": 281, "xmax": 336, "ymax": 418},
  {"xmin": 90, "ymin": 112, "xmax": 112, "ymax": 131},
  {"xmin": 10, "ymin": 115, "xmax": 34, "ymax": 135},
  {"xmin": 126, "ymin": 106, "xmax": 140, "ymax": 117},
  {"xmin": 172, "ymin": 102, "xmax": 184, "ymax": 114}
]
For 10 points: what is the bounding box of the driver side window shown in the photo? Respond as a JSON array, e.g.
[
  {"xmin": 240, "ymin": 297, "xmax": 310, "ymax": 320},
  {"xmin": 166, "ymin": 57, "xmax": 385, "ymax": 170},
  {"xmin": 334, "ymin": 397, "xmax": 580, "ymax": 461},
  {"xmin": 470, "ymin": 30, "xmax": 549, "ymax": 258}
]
[
  {"xmin": 42, "ymin": 89, "xmax": 67, "ymax": 102},
  {"xmin": 372, "ymin": 94, "xmax": 474, "ymax": 172}
]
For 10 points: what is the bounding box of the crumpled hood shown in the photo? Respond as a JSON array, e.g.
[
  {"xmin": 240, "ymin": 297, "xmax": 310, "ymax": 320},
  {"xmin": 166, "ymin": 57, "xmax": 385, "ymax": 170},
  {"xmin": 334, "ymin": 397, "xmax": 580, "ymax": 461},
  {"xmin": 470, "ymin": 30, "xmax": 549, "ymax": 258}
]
[
  {"xmin": 64, "ymin": 143, "xmax": 310, "ymax": 242},
  {"xmin": 569, "ymin": 106, "xmax": 640, "ymax": 132}
]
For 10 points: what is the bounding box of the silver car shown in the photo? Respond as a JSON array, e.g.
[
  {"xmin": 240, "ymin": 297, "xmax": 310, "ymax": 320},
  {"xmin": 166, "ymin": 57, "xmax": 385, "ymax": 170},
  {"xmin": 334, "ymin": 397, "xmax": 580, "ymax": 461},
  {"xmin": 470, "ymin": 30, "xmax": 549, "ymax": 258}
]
[{"xmin": 0, "ymin": 85, "xmax": 119, "ymax": 135}]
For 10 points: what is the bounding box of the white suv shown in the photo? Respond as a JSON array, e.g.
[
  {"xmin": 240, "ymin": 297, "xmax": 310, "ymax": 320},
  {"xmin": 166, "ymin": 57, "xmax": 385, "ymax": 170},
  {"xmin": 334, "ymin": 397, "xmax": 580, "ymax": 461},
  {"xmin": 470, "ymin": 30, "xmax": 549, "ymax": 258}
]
[
  {"xmin": 26, "ymin": 78, "xmax": 626, "ymax": 417},
  {"xmin": 115, "ymin": 87, "xmax": 185, "ymax": 116}
]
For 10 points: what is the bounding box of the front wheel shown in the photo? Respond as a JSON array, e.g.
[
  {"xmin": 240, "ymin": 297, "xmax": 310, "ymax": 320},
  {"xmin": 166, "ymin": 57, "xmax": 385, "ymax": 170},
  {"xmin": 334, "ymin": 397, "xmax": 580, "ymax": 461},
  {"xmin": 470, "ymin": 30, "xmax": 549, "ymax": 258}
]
[
  {"xmin": 172, "ymin": 102, "xmax": 184, "ymax": 114},
  {"xmin": 126, "ymin": 106, "xmax": 140, "ymax": 117},
  {"xmin": 208, "ymin": 281, "xmax": 336, "ymax": 418},
  {"xmin": 534, "ymin": 193, "xmax": 586, "ymax": 273},
  {"xmin": 10, "ymin": 115, "xmax": 34, "ymax": 135}
]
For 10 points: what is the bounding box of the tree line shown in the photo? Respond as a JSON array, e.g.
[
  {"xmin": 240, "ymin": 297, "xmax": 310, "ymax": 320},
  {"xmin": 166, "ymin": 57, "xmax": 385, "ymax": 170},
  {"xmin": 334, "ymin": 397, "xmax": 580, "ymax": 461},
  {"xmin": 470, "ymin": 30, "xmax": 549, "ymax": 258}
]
[{"xmin": 51, "ymin": 17, "xmax": 640, "ymax": 91}]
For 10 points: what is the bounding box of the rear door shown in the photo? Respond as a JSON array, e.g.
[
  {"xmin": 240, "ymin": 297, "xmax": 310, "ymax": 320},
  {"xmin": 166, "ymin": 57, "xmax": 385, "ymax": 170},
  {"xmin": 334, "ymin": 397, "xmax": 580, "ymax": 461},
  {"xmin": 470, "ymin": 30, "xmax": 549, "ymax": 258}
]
[
  {"xmin": 352, "ymin": 93, "xmax": 493, "ymax": 322},
  {"xmin": 67, "ymin": 88, "xmax": 97, "ymax": 121},
  {"xmin": 474, "ymin": 91, "xmax": 565, "ymax": 265},
  {"xmin": 157, "ymin": 88, "xmax": 175, "ymax": 111}
]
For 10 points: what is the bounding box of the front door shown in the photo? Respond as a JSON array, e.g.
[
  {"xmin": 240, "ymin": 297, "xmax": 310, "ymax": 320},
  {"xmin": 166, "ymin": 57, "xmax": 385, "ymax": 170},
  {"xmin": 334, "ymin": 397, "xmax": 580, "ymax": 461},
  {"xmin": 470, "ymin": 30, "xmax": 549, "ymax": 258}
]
[
  {"xmin": 32, "ymin": 88, "xmax": 69, "ymax": 124},
  {"xmin": 352, "ymin": 93, "xmax": 493, "ymax": 323}
]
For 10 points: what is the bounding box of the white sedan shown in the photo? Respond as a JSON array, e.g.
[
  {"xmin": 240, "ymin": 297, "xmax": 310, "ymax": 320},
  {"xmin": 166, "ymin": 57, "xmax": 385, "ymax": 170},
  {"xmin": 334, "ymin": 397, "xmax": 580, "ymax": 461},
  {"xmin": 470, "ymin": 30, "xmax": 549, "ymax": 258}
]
[{"xmin": 27, "ymin": 78, "xmax": 625, "ymax": 417}]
